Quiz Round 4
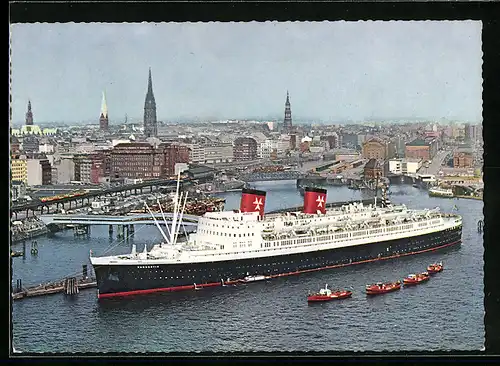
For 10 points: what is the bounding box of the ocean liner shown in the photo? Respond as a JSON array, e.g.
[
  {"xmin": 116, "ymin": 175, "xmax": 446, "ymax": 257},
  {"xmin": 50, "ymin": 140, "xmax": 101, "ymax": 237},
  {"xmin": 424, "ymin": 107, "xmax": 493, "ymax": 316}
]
[{"xmin": 90, "ymin": 175, "xmax": 463, "ymax": 299}]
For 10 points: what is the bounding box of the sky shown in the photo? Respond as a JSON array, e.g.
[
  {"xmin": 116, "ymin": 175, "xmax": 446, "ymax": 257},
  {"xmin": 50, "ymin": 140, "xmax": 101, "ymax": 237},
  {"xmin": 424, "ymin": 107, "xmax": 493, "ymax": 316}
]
[{"xmin": 10, "ymin": 21, "xmax": 482, "ymax": 125}]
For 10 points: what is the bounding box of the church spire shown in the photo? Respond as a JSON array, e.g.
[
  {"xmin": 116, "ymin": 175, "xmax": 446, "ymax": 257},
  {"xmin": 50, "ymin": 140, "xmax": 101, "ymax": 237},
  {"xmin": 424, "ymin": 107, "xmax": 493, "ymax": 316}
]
[
  {"xmin": 283, "ymin": 91, "xmax": 292, "ymax": 131},
  {"xmin": 25, "ymin": 100, "xmax": 33, "ymax": 126},
  {"xmin": 99, "ymin": 91, "xmax": 109, "ymax": 131},
  {"xmin": 147, "ymin": 67, "xmax": 154, "ymax": 97},
  {"xmin": 144, "ymin": 67, "xmax": 158, "ymax": 137}
]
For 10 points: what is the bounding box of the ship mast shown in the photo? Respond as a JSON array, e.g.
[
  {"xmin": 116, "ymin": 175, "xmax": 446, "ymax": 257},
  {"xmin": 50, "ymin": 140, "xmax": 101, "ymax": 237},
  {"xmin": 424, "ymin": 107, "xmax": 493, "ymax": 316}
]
[
  {"xmin": 374, "ymin": 174, "xmax": 379, "ymax": 207},
  {"xmin": 145, "ymin": 202, "xmax": 170, "ymax": 244},
  {"xmin": 156, "ymin": 198, "xmax": 172, "ymax": 245},
  {"xmin": 169, "ymin": 171, "xmax": 185, "ymax": 245},
  {"xmin": 172, "ymin": 191, "xmax": 189, "ymax": 245}
]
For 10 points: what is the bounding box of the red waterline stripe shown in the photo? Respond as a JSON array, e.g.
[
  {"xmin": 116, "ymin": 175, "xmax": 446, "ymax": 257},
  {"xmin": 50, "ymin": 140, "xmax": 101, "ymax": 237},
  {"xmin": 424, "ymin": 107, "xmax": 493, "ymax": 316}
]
[
  {"xmin": 98, "ymin": 281, "xmax": 222, "ymax": 299},
  {"xmin": 98, "ymin": 240, "xmax": 461, "ymax": 299}
]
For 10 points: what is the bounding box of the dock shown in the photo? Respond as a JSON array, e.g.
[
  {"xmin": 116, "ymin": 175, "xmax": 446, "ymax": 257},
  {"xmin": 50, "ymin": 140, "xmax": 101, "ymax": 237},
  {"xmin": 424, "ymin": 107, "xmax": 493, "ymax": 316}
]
[
  {"xmin": 12, "ymin": 277, "xmax": 97, "ymax": 301},
  {"xmin": 12, "ymin": 264, "xmax": 97, "ymax": 301}
]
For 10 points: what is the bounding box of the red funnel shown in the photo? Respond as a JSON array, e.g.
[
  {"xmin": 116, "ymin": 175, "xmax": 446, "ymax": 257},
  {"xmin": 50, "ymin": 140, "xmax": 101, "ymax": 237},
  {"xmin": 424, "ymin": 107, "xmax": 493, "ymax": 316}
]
[
  {"xmin": 240, "ymin": 188, "xmax": 267, "ymax": 217},
  {"xmin": 303, "ymin": 187, "xmax": 327, "ymax": 214}
]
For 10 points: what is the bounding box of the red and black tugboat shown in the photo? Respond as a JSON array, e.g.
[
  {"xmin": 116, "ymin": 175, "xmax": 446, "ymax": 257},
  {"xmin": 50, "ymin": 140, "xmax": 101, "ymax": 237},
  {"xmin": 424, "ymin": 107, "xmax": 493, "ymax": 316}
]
[
  {"xmin": 365, "ymin": 281, "xmax": 402, "ymax": 295},
  {"xmin": 427, "ymin": 262, "xmax": 444, "ymax": 274},
  {"xmin": 307, "ymin": 284, "xmax": 352, "ymax": 302},
  {"xmin": 403, "ymin": 272, "xmax": 430, "ymax": 286}
]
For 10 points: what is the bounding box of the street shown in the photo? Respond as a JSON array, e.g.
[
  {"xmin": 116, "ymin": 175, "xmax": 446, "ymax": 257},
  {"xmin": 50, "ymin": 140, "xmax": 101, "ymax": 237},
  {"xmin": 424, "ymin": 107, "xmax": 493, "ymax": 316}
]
[{"xmin": 417, "ymin": 149, "xmax": 451, "ymax": 176}]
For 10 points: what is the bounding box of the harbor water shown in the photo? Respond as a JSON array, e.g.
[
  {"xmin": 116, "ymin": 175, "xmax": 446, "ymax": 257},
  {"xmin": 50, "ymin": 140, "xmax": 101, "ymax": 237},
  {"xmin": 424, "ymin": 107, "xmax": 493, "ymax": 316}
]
[{"xmin": 11, "ymin": 182, "xmax": 484, "ymax": 353}]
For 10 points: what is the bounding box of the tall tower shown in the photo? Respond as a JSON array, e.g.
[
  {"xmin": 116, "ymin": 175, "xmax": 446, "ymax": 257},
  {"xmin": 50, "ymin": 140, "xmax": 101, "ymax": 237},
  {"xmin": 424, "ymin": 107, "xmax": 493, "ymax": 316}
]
[
  {"xmin": 25, "ymin": 100, "xmax": 33, "ymax": 126},
  {"xmin": 283, "ymin": 91, "xmax": 292, "ymax": 131},
  {"xmin": 143, "ymin": 67, "xmax": 157, "ymax": 137},
  {"xmin": 99, "ymin": 91, "xmax": 109, "ymax": 131}
]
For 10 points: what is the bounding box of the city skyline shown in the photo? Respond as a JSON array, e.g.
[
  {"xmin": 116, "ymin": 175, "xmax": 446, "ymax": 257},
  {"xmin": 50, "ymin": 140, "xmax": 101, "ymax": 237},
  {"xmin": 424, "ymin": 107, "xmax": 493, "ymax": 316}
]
[{"xmin": 10, "ymin": 21, "xmax": 482, "ymax": 125}]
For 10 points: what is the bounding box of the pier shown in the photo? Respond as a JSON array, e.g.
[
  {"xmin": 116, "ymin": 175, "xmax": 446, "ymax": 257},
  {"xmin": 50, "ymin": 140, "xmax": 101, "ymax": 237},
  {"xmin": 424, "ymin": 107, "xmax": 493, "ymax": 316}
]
[
  {"xmin": 12, "ymin": 278, "xmax": 97, "ymax": 301},
  {"xmin": 12, "ymin": 264, "xmax": 97, "ymax": 301}
]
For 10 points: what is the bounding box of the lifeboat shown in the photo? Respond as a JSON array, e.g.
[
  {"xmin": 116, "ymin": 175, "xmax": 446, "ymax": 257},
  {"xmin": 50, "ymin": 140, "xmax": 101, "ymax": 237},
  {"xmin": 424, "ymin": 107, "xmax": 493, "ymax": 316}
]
[
  {"xmin": 239, "ymin": 274, "xmax": 271, "ymax": 283},
  {"xmin": 403, "ymin": 272, "xmax": 430, "ymax": 286},
  {"xmin": 366, "ymin": 281, "xmax": 401, "ymax": 295},
  {"xmin": 307, "ymin": 284, "xmax": 352, "ymax": 302},
  {"xmin": 427, "ymin": 262, "xmax": 443, "ymax": 274}
]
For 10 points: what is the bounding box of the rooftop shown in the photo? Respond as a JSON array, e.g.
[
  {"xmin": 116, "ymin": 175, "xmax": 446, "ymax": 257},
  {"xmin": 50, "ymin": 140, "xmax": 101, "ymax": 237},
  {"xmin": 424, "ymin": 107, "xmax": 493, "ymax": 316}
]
[
  {"xmin": 406, "ymin": 138, "xmax": 429, "ymax": 147},
  {"xmin": 188, "ymin": 164, "xmax": 218, "ymax": 175},
  {"xmin": 363, "ymin": 137, "xmax": 385, "ymax": 145},
  {"xmin": 390, "ymin": 157, "xmax": 422, "ymax": 163}
]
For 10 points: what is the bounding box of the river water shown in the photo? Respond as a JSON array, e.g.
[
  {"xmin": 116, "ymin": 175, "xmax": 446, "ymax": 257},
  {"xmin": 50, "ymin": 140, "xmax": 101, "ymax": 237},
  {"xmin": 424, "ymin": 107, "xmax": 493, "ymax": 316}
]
[{"xmin": 11, "ymin": 182, "xmax": 484, "ymax": 353}]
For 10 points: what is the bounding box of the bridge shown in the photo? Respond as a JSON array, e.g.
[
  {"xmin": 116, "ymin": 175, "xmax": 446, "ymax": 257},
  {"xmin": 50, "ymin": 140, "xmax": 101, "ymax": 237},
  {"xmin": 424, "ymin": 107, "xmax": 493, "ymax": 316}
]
[
  {"xmin": 239, "ymin": 171, "xmax": 306, "ymax": 182},
  {"xmin": 10, "ymin": 178, "xmax": 189, "ymax": 218},
  {"xmin": 39, "ymin": 212, "xmax": 200, "ymax": 232}
]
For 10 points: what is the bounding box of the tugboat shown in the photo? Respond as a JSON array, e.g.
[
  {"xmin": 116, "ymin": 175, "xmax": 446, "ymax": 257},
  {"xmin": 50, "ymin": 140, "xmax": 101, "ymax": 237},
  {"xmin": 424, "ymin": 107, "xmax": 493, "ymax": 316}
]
[
  {"xmin": 307, "ymin": 284, "xmax": 352, "ymax": 302},
  {"xmin": 365, "ymin": 281, "xmax": 402, "ymax": 295},
  {"xmin": 427, "ymin": 262, "xmax": 444, "ymax": 274},
  {"xmin": 403, "ymin": 272, "xmax": 430, "ymax": 286}
]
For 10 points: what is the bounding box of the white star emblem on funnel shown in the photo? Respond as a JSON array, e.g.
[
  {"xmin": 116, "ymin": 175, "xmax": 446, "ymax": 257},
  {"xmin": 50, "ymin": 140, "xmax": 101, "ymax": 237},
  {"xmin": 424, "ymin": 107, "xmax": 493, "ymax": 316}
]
[
  {"xmin": 316, "ymin": 195, "xmax": 325, "ymax": 208},
  {"xmin": 253, "ymin": 197, "xmax": 263, "ymax": 211}
]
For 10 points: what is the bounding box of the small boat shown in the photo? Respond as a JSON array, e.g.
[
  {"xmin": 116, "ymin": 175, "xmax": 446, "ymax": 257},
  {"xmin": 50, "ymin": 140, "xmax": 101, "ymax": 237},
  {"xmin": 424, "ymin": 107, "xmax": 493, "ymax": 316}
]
[
  {"xmin": 239, "ymin": 274, "xmax": 271, "ymax": 283},
  {"xmin": 428, "ymin": 187, "xmax": 454, "ymax": 198},
  {"xmin": 11, "ymin": 250, "xmax": 24, "ymax": 258},
  {"xmin": 307, "ymin": 284, "xmax": 352, "ymax": 302},
  {"xmin": 427, "ymin": 262, "xmax": 444, "ymax": 274},
  {"xmin": 366, "ymin": 281, "xmax": 401, "ymax": 295},
  {"xmin": 403, "ymin": 272, "xmax": 430, "ymax": 286}
]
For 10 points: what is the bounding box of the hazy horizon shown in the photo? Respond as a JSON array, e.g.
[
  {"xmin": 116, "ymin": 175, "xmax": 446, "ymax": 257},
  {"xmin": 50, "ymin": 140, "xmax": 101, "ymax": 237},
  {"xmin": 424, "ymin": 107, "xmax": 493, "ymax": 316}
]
[{"xmin": 10, "ymin": 21, "xmax": 482, "ymax": 125}]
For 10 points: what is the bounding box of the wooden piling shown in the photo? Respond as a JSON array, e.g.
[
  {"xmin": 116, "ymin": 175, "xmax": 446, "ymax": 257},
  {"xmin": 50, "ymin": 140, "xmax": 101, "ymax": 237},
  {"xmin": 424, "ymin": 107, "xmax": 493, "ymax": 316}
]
[
  {"xmin": 30, "ymin": 241, "xmax": 38, "ymax": 256},
  {"xmin": 64, "ymin": 277, "xmax": 79, "ymax": 295},
  {"xmin": 478, "ymin": 219, "xmax": 484, "ymax": 233},
  {"xmin": 16, "ymin": 279, "xmax": 23, "ymax": 293}
]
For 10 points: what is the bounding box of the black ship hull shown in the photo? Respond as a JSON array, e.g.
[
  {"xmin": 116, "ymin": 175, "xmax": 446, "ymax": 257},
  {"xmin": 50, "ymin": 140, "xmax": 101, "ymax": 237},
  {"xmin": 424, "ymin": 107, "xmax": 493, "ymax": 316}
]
[{"xmin": 93, "ymin": 225, "xmax": 462, "ymax": 299}]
